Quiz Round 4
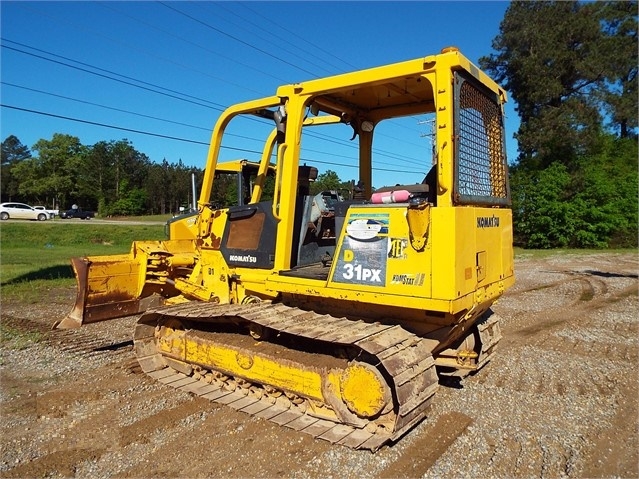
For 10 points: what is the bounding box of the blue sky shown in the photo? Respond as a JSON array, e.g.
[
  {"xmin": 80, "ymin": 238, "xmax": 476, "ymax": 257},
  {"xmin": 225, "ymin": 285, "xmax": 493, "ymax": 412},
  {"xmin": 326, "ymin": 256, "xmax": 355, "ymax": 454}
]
[{"xmin": 1, "ymin": 1, "xmax": 518, "ymax": 188}]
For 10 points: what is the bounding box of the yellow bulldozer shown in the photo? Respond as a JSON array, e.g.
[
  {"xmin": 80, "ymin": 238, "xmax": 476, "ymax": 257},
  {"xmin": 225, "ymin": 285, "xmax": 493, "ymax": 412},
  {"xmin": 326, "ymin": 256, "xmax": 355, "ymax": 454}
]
[{"xmin": 55, "ymin": 47, "xmax": 514, "ymax": 450}]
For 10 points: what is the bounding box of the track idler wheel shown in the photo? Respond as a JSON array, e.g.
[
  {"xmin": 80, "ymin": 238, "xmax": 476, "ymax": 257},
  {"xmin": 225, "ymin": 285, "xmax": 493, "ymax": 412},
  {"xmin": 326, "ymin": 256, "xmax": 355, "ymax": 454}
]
[{"xmin": 340, "ymin": 362, "xmax": 391, "ymax": 418}]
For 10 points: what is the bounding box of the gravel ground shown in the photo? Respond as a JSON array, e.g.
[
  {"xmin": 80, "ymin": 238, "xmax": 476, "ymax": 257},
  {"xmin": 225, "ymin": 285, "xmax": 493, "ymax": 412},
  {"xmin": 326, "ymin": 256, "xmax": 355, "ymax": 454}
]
[{"xmin": 1, "ymin": 252, "xmax": 637, "ymax": 478}]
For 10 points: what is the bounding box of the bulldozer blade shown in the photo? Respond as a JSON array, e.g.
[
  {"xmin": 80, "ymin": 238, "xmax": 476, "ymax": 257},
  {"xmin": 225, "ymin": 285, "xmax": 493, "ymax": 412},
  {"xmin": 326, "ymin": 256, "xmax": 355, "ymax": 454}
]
[{"xmin": 54, "ymin": 255, "xmax": 161, "ymax": 329}]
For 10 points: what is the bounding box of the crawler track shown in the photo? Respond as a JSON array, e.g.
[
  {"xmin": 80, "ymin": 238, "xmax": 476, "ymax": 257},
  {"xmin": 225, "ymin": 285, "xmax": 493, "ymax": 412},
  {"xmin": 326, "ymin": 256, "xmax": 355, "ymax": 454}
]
[
  {"xmin": 133, "ymin": 301, "xmax": 440, "ymax": 450},
  {"xmin": 475, "ymin": 311, "xmax": 502, "ymax": 370}
]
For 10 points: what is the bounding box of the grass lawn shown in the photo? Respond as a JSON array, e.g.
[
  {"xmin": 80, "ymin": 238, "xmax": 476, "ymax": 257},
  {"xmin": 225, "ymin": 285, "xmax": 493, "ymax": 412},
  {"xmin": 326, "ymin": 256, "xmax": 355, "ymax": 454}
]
[
  {"xmin": 513, "ymin": 246, "xmax": 637, "ymax": 259},
  {"xmin": 0, "ymin": 222, "xmax": 165, "ymax": 302},
  {"xmin": 1, "ymin": 221, "xmax": 634, "ymax": 303},
  {"xmin": 101, "ymin": 214, "xmax": 174, "ymax": 222}
]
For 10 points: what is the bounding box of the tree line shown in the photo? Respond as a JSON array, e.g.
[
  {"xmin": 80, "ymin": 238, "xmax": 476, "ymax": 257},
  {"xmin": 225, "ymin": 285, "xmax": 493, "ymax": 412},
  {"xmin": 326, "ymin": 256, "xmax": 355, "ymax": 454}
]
[
  {"xmin": 479, "ymin": 0, "xmax": 637, "ymax": 248},
  {"xmin": 1, "ymin": 134, "xmax": 200, "ymax": 216},
  {"xmin": 0, "ymin": 134, "xmax": 357, "ymax": 216},
  {"xmin": 1, "ymin": 1, "xmax": 636, "ymax": 248}
]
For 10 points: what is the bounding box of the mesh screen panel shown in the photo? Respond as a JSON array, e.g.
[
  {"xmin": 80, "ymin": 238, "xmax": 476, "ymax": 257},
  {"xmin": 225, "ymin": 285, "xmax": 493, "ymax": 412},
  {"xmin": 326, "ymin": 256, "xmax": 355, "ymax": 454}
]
[{"xmin": 455, "ymin": 74, "xmax": 509, "ymax": 205}]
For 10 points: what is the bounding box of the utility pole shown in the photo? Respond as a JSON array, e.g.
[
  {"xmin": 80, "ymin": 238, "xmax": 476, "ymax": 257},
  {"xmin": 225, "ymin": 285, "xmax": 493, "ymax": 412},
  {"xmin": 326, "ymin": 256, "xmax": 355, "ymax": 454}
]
[{"xmin": 418, "ymin": 117, "xmax": 436, "ymax": 165}]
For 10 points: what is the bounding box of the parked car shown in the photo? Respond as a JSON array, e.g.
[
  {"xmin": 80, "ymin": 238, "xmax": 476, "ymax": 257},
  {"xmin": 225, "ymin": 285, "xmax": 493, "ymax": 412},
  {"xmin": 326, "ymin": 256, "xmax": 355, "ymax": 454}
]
[
  {"xmin": 0, "ymin": 202, "xmax": 49, "ymax": 221},
  {"xmin": 34, "ymin": 206, "xmax": 59, "ymax": 219},
  {"xmin": 59, "ymin": 207, "xmax": 95, "ymax": 220}
]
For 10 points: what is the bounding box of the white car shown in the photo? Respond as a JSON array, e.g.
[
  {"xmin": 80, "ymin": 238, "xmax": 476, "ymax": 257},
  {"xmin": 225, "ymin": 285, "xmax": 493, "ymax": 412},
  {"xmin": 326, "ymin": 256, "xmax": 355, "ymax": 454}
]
[
  {"xmin": 0, "ymin": 202, "xmax": 49, "ymax": 221},
  {"xmin": 34, "ymin": 206, "xmax": 58, "ymax": 219}
]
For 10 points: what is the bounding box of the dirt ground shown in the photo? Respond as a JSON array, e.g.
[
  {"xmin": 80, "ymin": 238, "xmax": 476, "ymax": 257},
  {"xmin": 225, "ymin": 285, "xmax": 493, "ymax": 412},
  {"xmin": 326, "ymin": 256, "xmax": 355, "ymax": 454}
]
[{"xmin": 1, "ymin": 252, "xmax": 637, "ymax": 478}]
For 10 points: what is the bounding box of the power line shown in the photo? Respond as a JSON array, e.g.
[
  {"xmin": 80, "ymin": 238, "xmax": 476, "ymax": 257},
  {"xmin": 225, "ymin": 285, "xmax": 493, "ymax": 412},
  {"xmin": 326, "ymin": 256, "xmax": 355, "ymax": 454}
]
[
  {"xmin": 1, "ymin": 39, "xmax": 226, "ymax": 111},
  {"xmin": 1, "ymin": 104, "xmax": 211, "ymax": 146},
  {"xmin": 97, "ymin": 1, "xmax": 287, "ymax": 87},
  {"xmin": 1, "ymin": 81, "xmax": 211, "ymax": 132},
  {"xmin": 237, "ymin": 3, "xmax": 359, "ymax": 72},
  {"xmin": 14, "ymin": 1, "xmax": 266, "ymax": 97},
  {"xmin": 158, "ymin": 2, "xmax": 318, "ymax": 80},
  {"xmin": 301, "ymin": 128, "xmax": 428, "ymax": 169},
  {"xmin": 200, "ymin": 4, "xmax": 431, "ymax": 156},
  {"xmin": 3, "ymin": 2, "xmax": 433, "ymax": 158},
  {"xmin": 1, "ymin": 104, "xmax": 422, "ymax": 175},
  {"xmin": 1, "ymin": 81, "xmax": 278, "ymax": 149},
  {"xmin": 170, "ymin": 5, "xmax": 428, "ymax": 147},
  {"xmin": 2, "ymin": 18, "xmax": 429, "ymax": 169},
  {"xmin": 4, "ymin": 76, "xmax": 427, "ymax": 168},
  {"xmin": 3, "ymin": 39, "xmax": 427, "ymax": 167},
  {"xmin": 201, "ymin": 2, "xmax": 336, "ymax": 76}
]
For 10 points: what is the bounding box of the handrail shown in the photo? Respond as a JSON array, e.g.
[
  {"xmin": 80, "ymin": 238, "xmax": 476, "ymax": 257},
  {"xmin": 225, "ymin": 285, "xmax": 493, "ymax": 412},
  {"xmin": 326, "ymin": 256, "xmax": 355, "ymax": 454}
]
[
  {"xmin": 271, "ymin": 143, "xmax": 286, "ymax": 221},
  {"xmin": 251, "ymin": 129, "xmax": 278, "ymax": 204}
]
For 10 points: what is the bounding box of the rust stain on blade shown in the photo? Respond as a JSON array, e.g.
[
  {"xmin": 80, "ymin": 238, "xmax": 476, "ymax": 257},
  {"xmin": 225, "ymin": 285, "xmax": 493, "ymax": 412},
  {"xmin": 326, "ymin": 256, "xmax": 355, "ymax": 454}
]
[{"xmin": 54, "ymin": 257, "xmax": 161, "ymax": 329}]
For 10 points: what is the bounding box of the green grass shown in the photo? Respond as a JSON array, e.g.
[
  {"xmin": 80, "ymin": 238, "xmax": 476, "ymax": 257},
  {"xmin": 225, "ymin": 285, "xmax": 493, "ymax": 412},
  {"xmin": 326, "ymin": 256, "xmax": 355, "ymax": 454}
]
[
  {"xmin": 1, "ymin": 222, "xmax": 635, "ymax": 303},
  {"xmin": 0, "ymin": 222, "xmax": 165, "ymax": 302},
  {"xmin": 514, "ymin": 247, "xmax": 638, "ymax": 259},
  {"xmin": 103, "ymin": 214, "xmax": 173, "ymax": 222}
]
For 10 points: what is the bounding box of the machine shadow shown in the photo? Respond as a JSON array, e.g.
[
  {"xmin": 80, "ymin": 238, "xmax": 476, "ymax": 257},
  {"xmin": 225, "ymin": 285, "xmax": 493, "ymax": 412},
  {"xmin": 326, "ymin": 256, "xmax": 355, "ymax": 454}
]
[{"xmin": 1, "ymin": 264, "xmax": 74, "ymax": 286}]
